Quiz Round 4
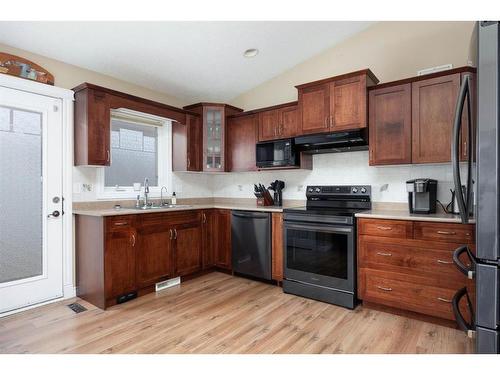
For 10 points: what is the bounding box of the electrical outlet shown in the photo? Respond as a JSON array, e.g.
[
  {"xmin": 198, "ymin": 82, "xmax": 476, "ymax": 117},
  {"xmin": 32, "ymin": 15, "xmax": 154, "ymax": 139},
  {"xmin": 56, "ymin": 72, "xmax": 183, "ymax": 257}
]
[{"xmin": 82, "ymin": 183, "xmax": 92, "ymax": 192}]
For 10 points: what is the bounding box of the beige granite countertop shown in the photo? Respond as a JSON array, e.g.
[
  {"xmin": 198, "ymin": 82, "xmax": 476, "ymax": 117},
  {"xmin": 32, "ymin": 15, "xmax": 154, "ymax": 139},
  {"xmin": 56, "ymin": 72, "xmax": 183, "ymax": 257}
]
[
  {"xmin": 355, "ymin": 202, "xmax": 475, "ymax": 224},
  {"xmin": 73, "ymin": 198, "xmax": 304, "ymax": 217}
]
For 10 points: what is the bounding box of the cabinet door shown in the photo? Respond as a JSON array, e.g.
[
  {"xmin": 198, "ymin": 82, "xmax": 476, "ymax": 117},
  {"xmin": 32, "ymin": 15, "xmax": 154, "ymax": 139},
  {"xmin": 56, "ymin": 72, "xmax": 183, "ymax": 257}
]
[
  {"xmin": 174, "ymin": 221, "xmax": 202, "ymax": 276},
  {"xmin": 203, "ymin": 107, "xmax": 225, "ymax": 171},
  {"xmin": 258, "ymin": 110, "xmax": 279, "ymax": 141},
  {"xmin": 278, "ymin": 105, "xmax": 298, "ymax": 138},
  {"xmin": 227, "ymin": 114, "xmax": 258, "ymax": 172},
  {"xmin": 136, "ymin": 222, "xmax": 173, "ymax": 288},
  {"xmin": 104, "ymin": 228, "xmax": 136, "ymax": 299},
  {"xmin": 299, "ymin": 84, "xmax": 330, "ymax": 134},
  {"xmin": 368, "ymin": 84, "xmax": 412, "ymax": 165},
  {"xmin": 271, "ymin": 213, "xmax": 284, "ymax": 281},
  {"xmin": 74, "ymin": 88, "xmax": 110, "ymax": 166},
  {"xmin": 412, "ymin": 73, "xmax": 461, "ymax": 163},
  {"xmin": 187, "ymin": 114, "xmax": 202, "ymax": 171},
  {"xmin": 330, "ymin": 74, "xmax": 367, "ymax": 131},
  {"xmin": 214, "ymin": 210, "xmax": 232, "ymax": 270},
  {"xmin": 202, "ymin": 210, "xmax": 216, "ymax": 269}
]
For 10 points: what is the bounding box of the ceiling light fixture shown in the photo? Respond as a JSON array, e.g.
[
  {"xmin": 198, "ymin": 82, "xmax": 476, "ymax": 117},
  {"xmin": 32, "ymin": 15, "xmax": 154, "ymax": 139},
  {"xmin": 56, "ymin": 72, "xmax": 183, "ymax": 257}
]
[{"xmin": 243, "ymin": 48, "xmax": 259, "ymax": 58}]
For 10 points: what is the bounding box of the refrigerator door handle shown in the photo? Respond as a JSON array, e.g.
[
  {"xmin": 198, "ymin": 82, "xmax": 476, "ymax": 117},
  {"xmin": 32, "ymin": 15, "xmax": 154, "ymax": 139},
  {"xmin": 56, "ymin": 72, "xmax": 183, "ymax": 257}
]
[
  {"xmin": 451, "ymin": 74, "xmax": 473, "ymax": 224},
  {"xmin": 452, "ymin": 286, "xmax": 476, "ymax": 338},
  {"xmin": 453, "ymin": 245, "xmax": 477, "ymax": 279}
]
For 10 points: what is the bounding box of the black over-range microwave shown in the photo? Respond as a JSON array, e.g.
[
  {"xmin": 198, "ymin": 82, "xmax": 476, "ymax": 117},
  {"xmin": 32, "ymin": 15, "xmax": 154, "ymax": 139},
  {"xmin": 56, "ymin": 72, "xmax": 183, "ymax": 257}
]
[{"xmin": 256, "ymin": 138, "xmax": 298, "ymax": 168}]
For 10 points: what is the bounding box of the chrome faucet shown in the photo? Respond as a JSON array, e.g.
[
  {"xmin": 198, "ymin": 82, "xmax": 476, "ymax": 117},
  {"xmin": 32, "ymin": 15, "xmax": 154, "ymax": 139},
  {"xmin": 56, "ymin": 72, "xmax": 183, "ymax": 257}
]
[{"xmin": 143, "ymin": 178, "xmax": 150, "ymax": 207}]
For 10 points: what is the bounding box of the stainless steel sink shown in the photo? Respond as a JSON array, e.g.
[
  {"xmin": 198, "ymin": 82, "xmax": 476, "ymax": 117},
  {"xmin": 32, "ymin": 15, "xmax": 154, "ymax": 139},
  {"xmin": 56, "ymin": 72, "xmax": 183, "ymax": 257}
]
[{"xmin": 131, "ymin": 204, "xmax": 192, "ymax": 210}]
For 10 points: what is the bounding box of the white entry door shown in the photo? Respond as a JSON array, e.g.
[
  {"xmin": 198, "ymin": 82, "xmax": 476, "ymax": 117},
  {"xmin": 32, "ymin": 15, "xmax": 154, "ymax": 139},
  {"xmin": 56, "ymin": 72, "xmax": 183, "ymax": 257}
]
[{"xmin": 0, "ymin": 86, "xmax": 64, "ymax": 314}]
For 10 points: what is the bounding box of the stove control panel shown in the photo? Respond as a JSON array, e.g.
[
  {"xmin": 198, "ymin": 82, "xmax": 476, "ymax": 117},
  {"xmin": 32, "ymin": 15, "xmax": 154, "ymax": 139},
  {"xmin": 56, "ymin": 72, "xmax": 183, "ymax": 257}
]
[{"xmin": 306, "ymin": 185, "xmax": 371, "ymax": 197}]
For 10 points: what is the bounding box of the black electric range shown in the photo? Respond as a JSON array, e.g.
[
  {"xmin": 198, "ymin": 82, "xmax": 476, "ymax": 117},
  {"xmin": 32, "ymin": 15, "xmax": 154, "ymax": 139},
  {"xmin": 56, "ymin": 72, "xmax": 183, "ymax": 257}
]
[{"xmin": 282, "ymin": 185, "xmax": 371, "ymax": 309}]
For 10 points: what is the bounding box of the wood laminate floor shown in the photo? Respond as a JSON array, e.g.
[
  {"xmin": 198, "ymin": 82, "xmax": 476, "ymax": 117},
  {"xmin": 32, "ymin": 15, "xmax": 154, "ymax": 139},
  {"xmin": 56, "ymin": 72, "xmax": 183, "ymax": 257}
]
[{"xmin": 0, "ymin": 272, "xmax": 474, "ymax": 354}]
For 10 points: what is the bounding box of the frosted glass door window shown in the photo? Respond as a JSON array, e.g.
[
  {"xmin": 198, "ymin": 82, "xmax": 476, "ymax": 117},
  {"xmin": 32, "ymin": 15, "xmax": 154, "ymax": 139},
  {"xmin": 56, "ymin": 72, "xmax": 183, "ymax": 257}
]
[
  {"xmin": 0, "ymin": 106, "xmax": 42, "ymax": 283},
  {"xmin": 105, "ymin": 118, "xmax": 159, "ymax": 187}
]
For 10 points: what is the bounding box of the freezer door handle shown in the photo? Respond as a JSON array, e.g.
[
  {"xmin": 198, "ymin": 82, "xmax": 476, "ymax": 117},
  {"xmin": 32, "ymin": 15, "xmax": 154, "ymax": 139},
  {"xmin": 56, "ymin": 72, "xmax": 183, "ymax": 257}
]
[
  {"xmin": 453, "ymin": 245, "xmax": 477, "ymax": 279},
  {"xmin": 452, "ymin": 286, "xmax": 476, "ymax": 338}
]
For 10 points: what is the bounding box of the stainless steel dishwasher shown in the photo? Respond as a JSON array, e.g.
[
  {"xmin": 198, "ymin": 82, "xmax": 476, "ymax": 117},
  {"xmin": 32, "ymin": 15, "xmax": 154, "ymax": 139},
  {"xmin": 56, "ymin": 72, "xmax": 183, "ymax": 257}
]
[{"xmin": 231, "ymin": 210, "xmax": 272, "ymax": 280}]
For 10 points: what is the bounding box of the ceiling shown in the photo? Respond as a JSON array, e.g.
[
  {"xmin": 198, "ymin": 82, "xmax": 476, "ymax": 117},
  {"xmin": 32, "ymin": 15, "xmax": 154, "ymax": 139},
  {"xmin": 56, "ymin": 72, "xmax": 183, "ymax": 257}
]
[{"xmin": 0, "ymin": 21, "xmax": 374, "ymax": 103}]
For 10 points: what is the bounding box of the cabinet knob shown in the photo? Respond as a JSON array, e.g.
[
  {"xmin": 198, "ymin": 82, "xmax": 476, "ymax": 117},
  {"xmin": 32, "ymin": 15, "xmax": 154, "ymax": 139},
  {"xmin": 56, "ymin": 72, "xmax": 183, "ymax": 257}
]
[{"xmin": 130, "ymin": 234, "xmax": 136, "ymax": 247}]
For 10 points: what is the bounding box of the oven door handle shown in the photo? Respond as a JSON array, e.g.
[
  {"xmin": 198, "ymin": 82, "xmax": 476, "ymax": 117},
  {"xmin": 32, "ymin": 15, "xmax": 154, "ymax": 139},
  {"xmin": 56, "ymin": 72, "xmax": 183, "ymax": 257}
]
[{"xmin": 284, "ymin": 222, "xmax": 353, "ymax": 233}]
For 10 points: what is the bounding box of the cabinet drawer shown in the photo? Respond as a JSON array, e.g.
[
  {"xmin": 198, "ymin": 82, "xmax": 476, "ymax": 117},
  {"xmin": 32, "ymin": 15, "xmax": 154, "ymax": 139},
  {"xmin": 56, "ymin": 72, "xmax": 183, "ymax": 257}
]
[
  {"xmin": 358, "ymin": 218, "xmax": 412, "ymax": 238},
  {"xmin": 358, "ymin": 236, "xmax": 467, "ymax": 287},
  {"xmin": 359, "ymin": 268, "xmax": 458, "ymax": 320},
  {"xmin": 106, "ymin": 215, "xmax": 134, "ymax": 231},
  {"xmin": 413, "ymin": 222, "xmax": 474, "ymax": 243}
]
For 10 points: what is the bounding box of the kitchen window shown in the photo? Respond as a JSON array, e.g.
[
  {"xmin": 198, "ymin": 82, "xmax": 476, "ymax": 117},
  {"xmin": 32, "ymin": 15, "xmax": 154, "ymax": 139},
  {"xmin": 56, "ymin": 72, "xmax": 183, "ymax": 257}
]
[{"xmin": 96, "ymin": 109, "xmax": 172, "ymax": 199}]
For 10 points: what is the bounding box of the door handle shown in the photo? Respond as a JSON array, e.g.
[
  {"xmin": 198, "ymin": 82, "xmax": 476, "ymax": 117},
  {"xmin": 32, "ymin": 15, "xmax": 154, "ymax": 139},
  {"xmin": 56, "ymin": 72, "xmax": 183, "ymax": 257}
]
[
  {"xmin": 47, "ymin": 210, "xmax": 60, "ymax": 218},
  {"xmin": 130, "ymin": 234, "xmax": 136, "ymax": 247},
  {"xmin": 174, "ymin": 228, "xmax": 178, "ymax": 240},
  {"xmin": 169, "ymin": 229, "xmax": 173, "ymax": 240},
  {"xmin": 436, "ymin": 230, "xmax": 456, "ymax": 235},
  {"xmin": 452, "ymin": 286, "xmax": 476, "ymax": 338},
  {"xmin": 437, "ymin": 297, "xmax": 452, "ymax": 303},
  {"xmin": 453, "ymin": 245, "xmax": 476, "ymax": 279},
  {"xmin": 106, "ymin": 150, "xmax": 110, "ymax": 163},
  {"xmin": 376, "ymin": 252, "xmax": 392, "ymax": 257},
  {"xmin": 202, "ymin": 213, "xmax": 207, "ymax": 223},
  {"xmin": 376, "ymin": 226, "xmax": 392, "ymax": 231}
]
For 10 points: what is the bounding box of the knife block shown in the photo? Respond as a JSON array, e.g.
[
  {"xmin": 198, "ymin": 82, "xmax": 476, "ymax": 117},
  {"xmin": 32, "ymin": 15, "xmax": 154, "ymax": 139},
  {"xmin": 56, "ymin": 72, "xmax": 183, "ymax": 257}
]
[{"xmin": 256, "ymin": 197, "xmax": 274, "ymax": 206}]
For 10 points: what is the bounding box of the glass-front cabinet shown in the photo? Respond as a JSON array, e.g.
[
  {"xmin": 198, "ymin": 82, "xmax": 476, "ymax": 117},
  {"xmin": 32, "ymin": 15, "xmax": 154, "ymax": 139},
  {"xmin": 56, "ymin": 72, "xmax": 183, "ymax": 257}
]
[
  {"xmin": 183, "ymin": 103, "xmax": 243, "ymax": 172},
  {"xmin": 205, "ymin": 107, "xmax": 223, "ymax": 170}
]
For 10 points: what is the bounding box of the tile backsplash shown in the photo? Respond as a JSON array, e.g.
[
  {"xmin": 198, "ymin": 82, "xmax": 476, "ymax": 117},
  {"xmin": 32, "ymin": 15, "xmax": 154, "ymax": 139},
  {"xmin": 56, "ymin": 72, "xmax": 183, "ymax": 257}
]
[{"xmin": 73, "ymin": 150, "xmax": 470, "ymax": 206}]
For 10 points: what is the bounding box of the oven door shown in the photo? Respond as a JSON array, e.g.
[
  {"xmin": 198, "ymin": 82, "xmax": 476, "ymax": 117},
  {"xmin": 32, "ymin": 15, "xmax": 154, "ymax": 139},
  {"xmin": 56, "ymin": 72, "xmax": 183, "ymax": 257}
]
[{"xmin": 284, "ymin": 221, "xmax": 355, "ymax": 292}]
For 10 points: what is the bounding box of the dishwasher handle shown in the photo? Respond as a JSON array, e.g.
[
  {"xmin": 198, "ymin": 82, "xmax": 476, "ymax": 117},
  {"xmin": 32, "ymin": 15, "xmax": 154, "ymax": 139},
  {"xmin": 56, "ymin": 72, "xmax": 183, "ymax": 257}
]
[{"xmin": 232, "ymin": 211, "xmax": 270, "ymax": 219}]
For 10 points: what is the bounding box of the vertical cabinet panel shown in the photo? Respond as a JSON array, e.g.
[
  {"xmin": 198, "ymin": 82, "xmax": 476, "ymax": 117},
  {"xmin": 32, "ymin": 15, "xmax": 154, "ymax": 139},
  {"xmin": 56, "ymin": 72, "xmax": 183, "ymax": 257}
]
[
  {"xmin": 271, "ymin": 213, "xmax": 284, "ymax": 281},
  {"xmin": 204, "ymin": 107, "xmax": 225, "ymax": 171},
  {"xmin": 227, "ymin": 114, "xmax": 258, "ymax": 172},
  {"xmin": 369, "ymin": 83, "xmax": 412, "ymax": 165},
  {"xmin": 174, "ymin": 221, "xmax": 202, "ymax": 277},
  {"xmin": 104, "ymin": 228, "xmax": 136, "ymax": 298},
  {"xmin": 412, "ymin": 73, "xmax": 461, "ymax": 163},
  {"xmin": 215, "ymin": 210, "xmax": 232, "ymax": 270},
  {"xmin": 299, "ymin": 84, "xmax": 330, "ymax": 134},
  {"xmin": 202, "ymin": 210, "xmax": 216, "ymax": 269},
  {"xmin": 135, "ymin": 223, "xmax": 173, "ymax": 288},
  {"xmin": 330, "ymin": 75, "xmax": 367, "ymax": 131}
]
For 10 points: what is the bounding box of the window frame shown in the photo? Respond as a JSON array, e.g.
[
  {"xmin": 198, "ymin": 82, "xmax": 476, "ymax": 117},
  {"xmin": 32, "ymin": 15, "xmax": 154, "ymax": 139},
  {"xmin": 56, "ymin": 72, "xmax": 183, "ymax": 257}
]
[{"xmin": 95, "ymin": 111, "xmax": 173, "ymax": 200}]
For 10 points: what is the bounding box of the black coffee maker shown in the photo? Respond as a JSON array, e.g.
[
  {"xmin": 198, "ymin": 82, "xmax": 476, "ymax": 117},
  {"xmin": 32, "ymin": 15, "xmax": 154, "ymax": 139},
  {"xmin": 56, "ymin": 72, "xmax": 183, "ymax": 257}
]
[{"xmin": 406, "ymin": 178, "xmax": 438, "ymax": 214}]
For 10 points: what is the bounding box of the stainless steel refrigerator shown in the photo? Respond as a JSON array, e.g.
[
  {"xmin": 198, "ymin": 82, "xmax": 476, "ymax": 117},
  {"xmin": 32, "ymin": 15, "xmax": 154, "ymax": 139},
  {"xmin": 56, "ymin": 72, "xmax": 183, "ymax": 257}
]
[{"xmin": 452, "ymin": 21, "xmax": 500, "ymax": 354}]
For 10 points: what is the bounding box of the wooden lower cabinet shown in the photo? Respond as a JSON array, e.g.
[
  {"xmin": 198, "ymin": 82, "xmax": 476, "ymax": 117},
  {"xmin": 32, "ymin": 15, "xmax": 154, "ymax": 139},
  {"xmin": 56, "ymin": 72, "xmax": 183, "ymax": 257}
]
[
  {"xmin": 76, "ymin": 211, "xmax": 203, "ymax": 309},
  {"xmin": 173, "ymin": 219, "xmax": 203, "ymax": 276},
  {"xmin": 214, "ymin": 209, "xmax": 232, "ymax": 270},
  {"xmin": 104, "ymin": 226, "xmax": 137, "ymax": 302},
  {"xmin": 357, "ymin": 218, "xmax": 475, "ymax": 324},
  {"xmin": 201, "ymin": 210, "xmax": 216, "ymax": 269},
  {"xmin": 135, "ymin": 220, "xmax": 173, "ymax": 288},
  {"xmin": 271, "ymin": 213, "xmax": 284, "ymax": 281}
]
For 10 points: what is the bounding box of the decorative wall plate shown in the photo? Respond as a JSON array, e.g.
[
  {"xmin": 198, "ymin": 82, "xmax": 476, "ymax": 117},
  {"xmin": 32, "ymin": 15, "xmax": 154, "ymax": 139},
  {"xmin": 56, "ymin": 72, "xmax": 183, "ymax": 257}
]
[{"xmin": 0, "ymin": 52, "xmax": 54, "ymax": 85}]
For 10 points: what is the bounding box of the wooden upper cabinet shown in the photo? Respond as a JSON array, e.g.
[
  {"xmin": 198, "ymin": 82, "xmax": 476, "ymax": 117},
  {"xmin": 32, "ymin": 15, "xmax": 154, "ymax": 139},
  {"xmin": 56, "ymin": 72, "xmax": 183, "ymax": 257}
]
[
  {"xmin": 279, "ymin": 105, "xmax": 298, "ymax": 138},
  {"xmin": 183, "ymin": 103, "xmax": 243, "ymax": 172},
  {"xmin": 297, "ymin": 70, "xmax": 378, "ymax": 136},
  {"xmin": 74, "ymin": 88, "xmax": 111, "ymax": 166},
  {"xmin": 330, "ymin": 74, "xmax": 367, "ymax": 131},
  {"xmin": 172, "ymin": 114, "xmax": 202, "ymax": 172},
  {"xmin": 259, "ymin": 109, "xmax": 279, "ymax": 141},
  {"xmin": 368, "ymin": 83, "xmax": 412, "ymax": 165},
  {"xmin": 298, "ymin": 83, "xmax": 330, "ymax": 134},
  {"xmin": 411, "ymin": 73, "xmax": 461, "ymax": 163},
  {"xmin": 227, "ymin": 114, "xmax": 258, "ymax": 172}
]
